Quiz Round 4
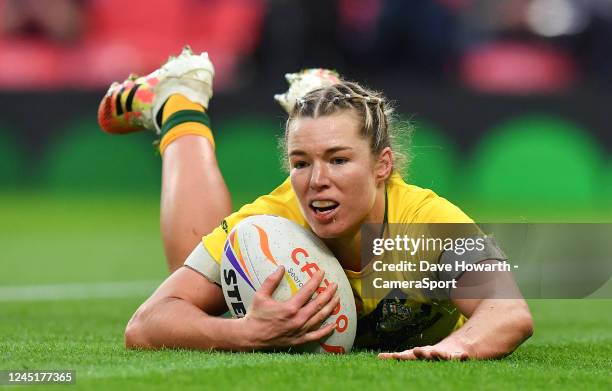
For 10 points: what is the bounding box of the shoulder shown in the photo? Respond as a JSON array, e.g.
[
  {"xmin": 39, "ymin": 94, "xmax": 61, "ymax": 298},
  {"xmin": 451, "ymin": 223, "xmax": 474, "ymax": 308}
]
[
  {"xmin": 229, "ymin": 176, "xmax": 305, "ymax": 224},
  {"xmin": 203, "ymin": 176, "xmax": 306, "ymax": 263},
  {"xmin": 387, "ymin": 172, "xmax": 473, "ymax": 224}
]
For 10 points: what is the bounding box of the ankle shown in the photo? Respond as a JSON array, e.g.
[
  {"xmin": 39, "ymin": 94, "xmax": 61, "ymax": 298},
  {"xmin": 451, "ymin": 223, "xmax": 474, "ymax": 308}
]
[{"xmin": 158, "ymin": 95, "xmax": 215, "ymax": 156}]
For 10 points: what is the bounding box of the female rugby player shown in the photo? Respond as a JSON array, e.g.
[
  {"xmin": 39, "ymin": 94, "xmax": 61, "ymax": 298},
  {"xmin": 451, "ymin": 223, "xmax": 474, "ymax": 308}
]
[{"xmin": 98, "ymin": 47, "xmax": 533, "ymax": 360}]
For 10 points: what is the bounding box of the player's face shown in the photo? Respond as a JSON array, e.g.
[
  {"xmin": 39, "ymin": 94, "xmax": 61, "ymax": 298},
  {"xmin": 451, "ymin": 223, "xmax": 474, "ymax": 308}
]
[{"xmin": 287, "ymin": 112, "xmax": 387, "ymax": 238}]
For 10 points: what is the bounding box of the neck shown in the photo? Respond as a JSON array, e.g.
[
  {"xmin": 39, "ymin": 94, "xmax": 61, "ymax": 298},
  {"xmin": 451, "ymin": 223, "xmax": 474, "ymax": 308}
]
[
  {"xmin": 323, "ymin": 182, "xmax": 386, "ymax": 271},
  {"xmin": 323, "ymin": 228, "xmax": 362, "ymax": 272}
]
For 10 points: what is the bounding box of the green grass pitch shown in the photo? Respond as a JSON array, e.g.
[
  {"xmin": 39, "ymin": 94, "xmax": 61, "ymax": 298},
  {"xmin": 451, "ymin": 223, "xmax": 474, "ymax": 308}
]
[{"xmin": 1, "ymin": 193, "xmax": 611, "ymax": 390}]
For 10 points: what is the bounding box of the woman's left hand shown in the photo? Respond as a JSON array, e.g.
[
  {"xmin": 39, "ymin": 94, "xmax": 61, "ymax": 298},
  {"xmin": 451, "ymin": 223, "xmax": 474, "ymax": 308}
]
[
  {"xmin": 380, "ymin": 265, "xmax": 534, "ymax": 361},
  {"xmin": 378, "ymin": 338, "xmax": 472, "ymax": 361}
]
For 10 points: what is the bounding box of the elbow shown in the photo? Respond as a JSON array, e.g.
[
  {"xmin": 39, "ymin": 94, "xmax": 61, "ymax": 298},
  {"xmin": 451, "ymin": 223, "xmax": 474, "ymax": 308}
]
[
  {"xmin": 124, "ymin": 310, "xmax": 152, "ymax": 350},
  {"xmin": 504, "ymin": 305, "xmax": 533, "ymax": 357},
  {"xmin": 492, "ymin": 309, "xmax": 534, "ymax": 359},
  {"xmin": 519, "ymin": 310, "xmax": 534, "ymax": 341},
  {"xmin": 514, "ymin": 299, "xmax": 534, "ymax": 341},
  {"xmin": 496, "ymin": 303, "xmax": 534, "ymax": 358}
]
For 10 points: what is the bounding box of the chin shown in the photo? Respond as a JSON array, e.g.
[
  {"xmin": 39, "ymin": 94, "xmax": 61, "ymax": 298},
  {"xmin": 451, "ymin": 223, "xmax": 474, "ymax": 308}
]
[
  {"xmin": 309, "ymin": 220, "xmax": 351, "ymax": 239},
  {"xmin": 311, "ymin": 226, "xmax": 339, "ymax": 239}
]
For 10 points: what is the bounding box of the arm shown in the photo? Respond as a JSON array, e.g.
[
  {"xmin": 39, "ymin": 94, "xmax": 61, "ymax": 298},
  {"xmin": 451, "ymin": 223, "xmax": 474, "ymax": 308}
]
[
  {"xmin": 125, "ymin": 265, "xmax": 339, "ymax": 351},
  {"xmin": 379, "ymin": 260, "xmax": 534, "ymax": 360},
  {"xmin": 125, "ymin": 266, "xmax": 243, "ymax": 350},
  {"xmin": 442, "ymin": 261, "xmax": 534, "ymax": 360}
]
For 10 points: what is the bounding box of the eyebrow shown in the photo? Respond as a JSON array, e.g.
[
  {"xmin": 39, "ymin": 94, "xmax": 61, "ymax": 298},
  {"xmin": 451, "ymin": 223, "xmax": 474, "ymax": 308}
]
[{"xmin": 289, "ymin": 146, "xmax": 354, "ymax": 157}]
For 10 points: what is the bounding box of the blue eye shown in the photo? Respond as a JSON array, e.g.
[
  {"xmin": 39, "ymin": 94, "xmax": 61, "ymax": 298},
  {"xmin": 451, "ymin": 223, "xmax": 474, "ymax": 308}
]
[
  {"xmin": 293, "ymin": 161, "xmax": 308, "ymax": 169},
  {"xmin": 331, "ymin": 157, "xmax": 348, "ymax": 165}
]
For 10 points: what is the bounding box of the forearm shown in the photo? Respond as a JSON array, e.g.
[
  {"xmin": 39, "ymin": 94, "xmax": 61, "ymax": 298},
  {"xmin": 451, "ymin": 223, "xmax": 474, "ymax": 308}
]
[
  {"xmin": 125, "ymin": 297, "xmax": 252, "ymax": 351},
  {"xmin": 447, "ymin": 298, "xmax": 533, "ymax": 359}
]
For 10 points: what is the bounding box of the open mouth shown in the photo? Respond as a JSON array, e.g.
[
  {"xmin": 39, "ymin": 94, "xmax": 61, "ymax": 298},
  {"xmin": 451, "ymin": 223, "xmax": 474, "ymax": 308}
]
[{"xmin": 309, "ymin": 200, "xmax": 339, "ymax": 216}]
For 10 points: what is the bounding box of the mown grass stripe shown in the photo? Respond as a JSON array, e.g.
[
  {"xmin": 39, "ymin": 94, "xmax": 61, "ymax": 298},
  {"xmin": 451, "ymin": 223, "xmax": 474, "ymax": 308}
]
[{"xmin": 0, "ymin": 280, "xmax": 160, "ymax": 301}]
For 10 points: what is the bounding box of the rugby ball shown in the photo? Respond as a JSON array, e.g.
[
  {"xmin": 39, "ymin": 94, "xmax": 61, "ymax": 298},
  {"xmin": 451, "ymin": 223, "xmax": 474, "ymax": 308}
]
[{"xmin": 220, "ymin": 215, "xmax": 357, "ymax": 354}]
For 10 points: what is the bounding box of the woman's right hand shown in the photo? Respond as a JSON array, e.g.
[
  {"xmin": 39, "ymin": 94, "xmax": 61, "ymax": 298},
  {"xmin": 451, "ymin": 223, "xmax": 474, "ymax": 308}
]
[{"xmin": 239, "ymin": 265, "xmax": 340, "ymax": 349}]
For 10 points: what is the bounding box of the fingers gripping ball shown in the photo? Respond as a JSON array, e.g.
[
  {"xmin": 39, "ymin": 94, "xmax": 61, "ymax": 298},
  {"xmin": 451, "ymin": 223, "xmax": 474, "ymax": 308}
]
[
  {"xmin": 274, "ymin": 69, "xmax": 341, "ymax": 113},
  {"xmin": 220, "ymin": 215, "xmax": 357, "ymax": 353}
]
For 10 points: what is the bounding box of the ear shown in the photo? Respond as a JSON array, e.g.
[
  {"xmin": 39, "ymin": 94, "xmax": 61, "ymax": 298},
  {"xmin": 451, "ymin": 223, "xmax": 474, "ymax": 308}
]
[{"xmin": 374, "ymin": 147, "xmax": 393, "ymax": 183}]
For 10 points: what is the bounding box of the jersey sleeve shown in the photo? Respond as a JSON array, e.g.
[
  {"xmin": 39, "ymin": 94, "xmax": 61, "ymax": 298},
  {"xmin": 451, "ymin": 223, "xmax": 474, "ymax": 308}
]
[
  {"xmin": 411, "ymin": 195, "xmax": 474, "ymax": 224},
  {"xmin": 388, "ymin": 182, "xmax": 507, "ymax": 298},
  {"xmin": 413, "ymin": 196, "xmax": 508, "ymax": 287},
  {"xmin": 201, "ymin": 176, "xmax": 306, "ymax": 266},
  {"xmin": 184, "ymin": 242, "xmax": 222, "ymax": 285}
]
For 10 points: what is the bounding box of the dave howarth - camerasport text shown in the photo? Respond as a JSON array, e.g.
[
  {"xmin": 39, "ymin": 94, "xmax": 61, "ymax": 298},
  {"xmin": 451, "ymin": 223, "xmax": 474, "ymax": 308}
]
[
  {"xmin": 371, "ymin": 261, "xmax": 512, "ymax": 290},
  {"xmin": 372, "ymin": 260, "xmax": 512, "ymax": 273}
]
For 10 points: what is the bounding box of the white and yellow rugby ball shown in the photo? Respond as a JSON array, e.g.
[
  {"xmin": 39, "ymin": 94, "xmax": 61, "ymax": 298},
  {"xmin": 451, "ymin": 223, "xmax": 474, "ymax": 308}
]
[{"xmin": 220, "ymin": 215, "xmax": 357, "ymax": 354}]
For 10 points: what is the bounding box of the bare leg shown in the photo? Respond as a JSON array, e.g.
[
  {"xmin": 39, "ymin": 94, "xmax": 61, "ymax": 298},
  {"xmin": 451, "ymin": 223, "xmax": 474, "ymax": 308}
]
[{"xmin": 160, "ymin": 135, "xmax": 232, "ymax": 271}]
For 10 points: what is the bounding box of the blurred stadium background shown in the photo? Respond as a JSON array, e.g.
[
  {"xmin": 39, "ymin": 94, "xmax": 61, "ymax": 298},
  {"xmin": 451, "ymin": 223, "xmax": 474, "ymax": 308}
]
[
  {"xmin": 1, "ymin": 0, "xmax": 611, "ymax": 215},
  {"xmin": 1, "ymin": 2, "xmax": 611, "ymax": 388}
]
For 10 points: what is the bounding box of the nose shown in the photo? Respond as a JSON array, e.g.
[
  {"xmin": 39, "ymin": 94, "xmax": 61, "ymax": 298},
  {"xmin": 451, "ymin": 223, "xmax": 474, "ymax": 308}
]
[{"xmin": 310, "ymin": 162, "xmax": 330, "ymax": 191}]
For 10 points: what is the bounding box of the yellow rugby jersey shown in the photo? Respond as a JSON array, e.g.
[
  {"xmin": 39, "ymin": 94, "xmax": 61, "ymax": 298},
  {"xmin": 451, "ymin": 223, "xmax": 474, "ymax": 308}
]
[{"xmin": 197, "ymin": 172, "xmax": 478, "ymax": 350}]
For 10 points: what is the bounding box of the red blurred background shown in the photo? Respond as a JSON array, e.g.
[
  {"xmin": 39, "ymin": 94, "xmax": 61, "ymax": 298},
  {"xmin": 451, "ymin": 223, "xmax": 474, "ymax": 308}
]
[{"xmin": 2, "ymin": 0, "xmax": 612, "ymax": 93}]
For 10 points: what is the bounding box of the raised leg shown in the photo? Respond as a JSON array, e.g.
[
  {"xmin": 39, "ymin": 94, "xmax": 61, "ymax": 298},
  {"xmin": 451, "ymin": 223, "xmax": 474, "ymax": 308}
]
[
  {"xmin": 160, "ymin": 135, "xmax": 232, "ymax": 271},
  {"xmin": 97, "ymin": 47, "xmax": 232, "ymax": 272}
]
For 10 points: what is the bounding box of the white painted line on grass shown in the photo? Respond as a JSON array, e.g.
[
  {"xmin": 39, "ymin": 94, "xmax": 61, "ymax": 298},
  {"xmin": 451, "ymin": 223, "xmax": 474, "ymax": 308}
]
[{"xmin": 0, "ymin": 280, "xmax": 161, "ymax": 302}]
